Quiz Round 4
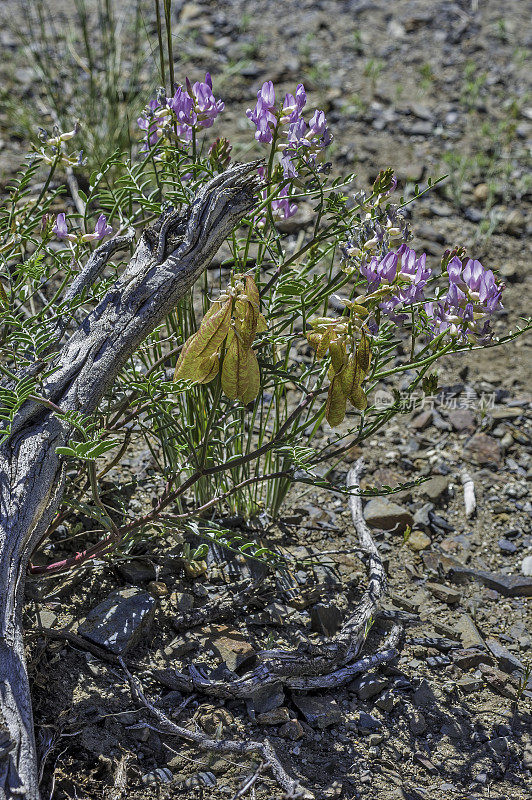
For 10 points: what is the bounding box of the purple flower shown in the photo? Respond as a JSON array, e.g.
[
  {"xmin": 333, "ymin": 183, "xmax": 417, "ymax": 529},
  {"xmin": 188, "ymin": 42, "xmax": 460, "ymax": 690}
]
[
  {"xmin": 189, "ymin": 73, "xmax": 225, "ymax": 128},
  {"xmin": 271, "ymin": 184, "xmax": 298, "ymax": 220},
  {"xmin": 308, "ymin": 110, "xmax": 331, "ymax": 146},
  {"xmin": 52, "ymin": 212, "xmax": 77, "ymax": 242},
  {"xmin": 137, "ymin": 99, "xmax": 161, "ymax": 149},
  {"xmin": 93, "ymin": 214, "xmax": 113, "ymax": 240},
  {"xmin": 281, "ymin": 83, "xmax": 307, "ymax": 123},
  {"xmin": 360, "ymin": 251, "xmax": 398, "ymax": 289},
  {"xmin": 425, "ymin": 256, "xmax": 503, "ymax": 340},
  {"xmin": 246, "ymin": 81, "xmax": 277, "ymax": 143}
]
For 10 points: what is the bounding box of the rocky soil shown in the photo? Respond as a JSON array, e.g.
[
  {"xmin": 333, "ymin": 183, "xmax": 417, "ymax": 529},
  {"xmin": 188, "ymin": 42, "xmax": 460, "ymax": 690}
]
[{"xmin": 1, "ymin": 0, "xmax": 531, "ymax": 798}]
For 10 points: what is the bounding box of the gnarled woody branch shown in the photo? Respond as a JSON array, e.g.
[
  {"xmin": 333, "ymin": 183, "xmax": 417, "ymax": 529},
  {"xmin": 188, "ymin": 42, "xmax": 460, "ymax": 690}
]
[{"xmin": 0, "ymin": 162, "xmax": 260, "ymax": 800}]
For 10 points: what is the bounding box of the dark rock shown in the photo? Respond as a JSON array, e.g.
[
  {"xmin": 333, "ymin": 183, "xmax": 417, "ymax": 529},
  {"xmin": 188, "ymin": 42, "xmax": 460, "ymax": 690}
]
[
  {"xmin": 117, "ymin": 559, "xmax": 156, "ymax": 583},
  {"xmin": 428, "ymin": 512, "xmax": 454, "ymax": 532},
  {"xmin": 464, "ymin": 434, "xmax": 502, "ymax": 467},
  {"xmin": 407, "ymin": 709, "xmax": 427, "ymax": 736},
  {"xmin": 78, "ymin": 588, "xmax": 156, "ymax": 654},
  {"xmin": 363, "ymin": 498, "xmax": 414, "ymax": 533},
  {"xmin": 425, "ymin": 582, "xmax": 461, "ymax": 604},
  {"xmin": 486, "ymin": 639, "xmax": 525, "ymax": 674},
  {"xmin": 173, "ymin": 591, "xmax": 195, "ymax": 613},
  {"xmin": 447, "ymin": 408, "xmax": 476, "ymax": 432},
  {"xmin": 375, "ymin": 691, "xmax": 396, "ymax": 711},
  {"xmin": 348, "ymin": 675, "xmax": 389, "ymax": 700},
  {"xmin": 498, "ymin": 539, "xmax": 518, "ymax": 555},
  {"xmin": 309, "ymin": 602, "xmax": 343, "ymax": 637},
  {"xmin": 452, "ymin": 648, "xmax": 493, "ymax": 670},
  {"xmin": 201, "ymin": 625, "xmax": 256, "ymax": 672},
  {"xmin": 249, "ymin": 682, "xmax": 285, "ymax": 714},
  {"xmin": 358, "ymin": 712, "xmax": 383, "ymax": 732},
  {"xmin": 426, "ymin": 655, "xmax": 451, "ymax": 668},
  {"xmin": 257, "ymin": 707, "xmax": 290, "ymax": 726},
  {"xmin": 292, "ymin": 695, "xmax": 342, "ymax": 729},
  {"xmin": 422, "ymin": 551, "xmax": 532, "ymax": 597},
  {"xmin": 279, "ymin": 720, "xmax": 304, "ymax": 740}
]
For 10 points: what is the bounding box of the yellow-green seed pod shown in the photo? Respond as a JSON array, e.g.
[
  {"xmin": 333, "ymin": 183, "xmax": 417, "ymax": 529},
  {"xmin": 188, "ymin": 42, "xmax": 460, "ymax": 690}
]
[
  {"xmin": 325, "ymin": 376, "xmax": 348, "ymax": 427},
  {"xmin": 350, "ymin": 385, "xmax": 368, "ymax": 411},
  {"xmin": 174, "ymin": 298, "xmax": 231, "ymax": 382},
  {"xmin": 329, "ymin": 337, "xmax": 347, "ymax": 374},
  {"xmin": 355, "ymin": 329, "xmax": 371, "ymax": 374}
]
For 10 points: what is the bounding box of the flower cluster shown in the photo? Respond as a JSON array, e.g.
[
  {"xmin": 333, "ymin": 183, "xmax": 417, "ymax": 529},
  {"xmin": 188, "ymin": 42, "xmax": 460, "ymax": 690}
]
[
  {"xmin": 35, "ymin": 123, "xmax": 85, "ymax": 168},
  {"xmin": 247, "ymin": 81, "xmax": 331, "ymax": 178},
  {"xmin": 53, "ymin": 213, "xmax": 113, "ymax": 243},
  {"xmin": 360, "ymin": 244, "xmax": 431, "ymax": 322},
  {"xmin": 137, "ymin": 73, "xmax": 224, "ymax": 149},
  {"xmin": 425, "ymin": 257, "xmax": 503, "ymax": 340}
]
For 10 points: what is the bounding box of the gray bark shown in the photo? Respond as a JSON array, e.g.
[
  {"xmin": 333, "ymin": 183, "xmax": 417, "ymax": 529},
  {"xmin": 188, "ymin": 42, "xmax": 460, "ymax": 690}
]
[{"xmin": 0, "ymin": 162, "xmax": 259, "ymax": 800}]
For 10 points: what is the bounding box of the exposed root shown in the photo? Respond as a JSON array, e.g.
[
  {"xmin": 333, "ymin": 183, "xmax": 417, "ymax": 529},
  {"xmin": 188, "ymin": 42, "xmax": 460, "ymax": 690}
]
[
  {"xmin": 164, "ymin": 458, "xmax": 396, "ymax": 702},
  {"xmin": 119, "ymin": 658, "xmax": 312, "ymax": 800}
]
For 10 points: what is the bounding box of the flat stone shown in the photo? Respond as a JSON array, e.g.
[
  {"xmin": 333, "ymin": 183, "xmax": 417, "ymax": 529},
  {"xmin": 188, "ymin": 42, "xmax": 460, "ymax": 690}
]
[
  {"xmin": 490, "ymin": 406, "xmax": 523, "ymax": 420},
  {"xmin": 426, "ymin": 655, "xmax": 451, "ymax": 668},
  {"xmin": 348, "ymin": 675, "xmax": 389, "ymax": 700},
  {"xmin": 486, "ymin": 638, "xmax": 525, "ymax": 674},
  {"xmin": 454, "ymin": 614, "xmax": 486, "ymax": 650},
  {"xmin": 411, "ymin": 410, "xmax": 433, "ymax": 430},
  {"xmin": 279, "ymin": 720, "xmax": 304, "ymax": 740},
  {"xmin": 422, "ymin": 551, "xmax": 532, "ymax": 597},
  {"xmin": 249, "ymin": 682, "xmax": 285, "ymax": 714},
  {"xmin": 479, "ymin": 664, "xmax": 518, "ymax": 700},
  {"xmin": 358, "ymin": 711, "xmax": 383, "ymax": 732},
  {"xmin": 414, "ymin": 752, "xmax": 438, "ymax": 775},
  {"xmin": 425, "ymin": 582, "xmax": 461, "ymax": 604},
  {"xmin": 447, "ymin": 408, "xmax": 476, "ymax": 432},
  {"xmin": 201, "ymin": 625, "xmax": 255, "ymax": 672},
  {"xmin": 456, "ymin": 676, "xmax": 483, "ymax": 694},
  {"xmin": 117, "ymin": 559, "xmax": 156, "ymax": 583},
  {"xmin": 309, "ymin": 602, "xmax": 343, "ymax": 637},
  {"xmin": 79, "ymin": 588, "xmax": 156, "ymax": 654},
  {"xmin": 407, "ymin": 530, "xmax": 432, "ymax": 551},
  {"xmin": 363, "ymin": 498, "xmax": 414, "ymax": 533},
  {"xmin": 421, "ymin": 476, "xmax": 449, "ymax": 502},
  {"xmin": 464, "ymin": 434, "xmax": 502, "ymax": 467},
  {"xmin": 452, "ymin": 648, "xmax": 493, "ymax": 670},
  {"xmin": 293, "ymin": 695, "xmax": 342, "ymax": 729},
  {"xmin": 498, "ymin": 538, "xmax": 518, "ymax": 554},
  {"xmin": 257, "ymin": 707, "xmax": 290, "ymax": 726}
]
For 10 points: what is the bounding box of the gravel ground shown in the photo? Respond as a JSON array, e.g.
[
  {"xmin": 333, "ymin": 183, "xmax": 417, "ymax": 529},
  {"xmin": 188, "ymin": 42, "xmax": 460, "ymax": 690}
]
[{"xmin": 1, "ymin": 1, "xmax": 531, "ymax": 798}]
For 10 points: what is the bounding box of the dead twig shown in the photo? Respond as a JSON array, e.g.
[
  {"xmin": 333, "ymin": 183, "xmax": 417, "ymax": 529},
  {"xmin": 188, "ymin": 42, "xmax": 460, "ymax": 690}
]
[
  {"xmin": 461, "ymin": 470, "xmax": 476, "ymax": 518},
  {"xmin": 118, "ymin": 658, "xmax": 311, "ymax": 799}
]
